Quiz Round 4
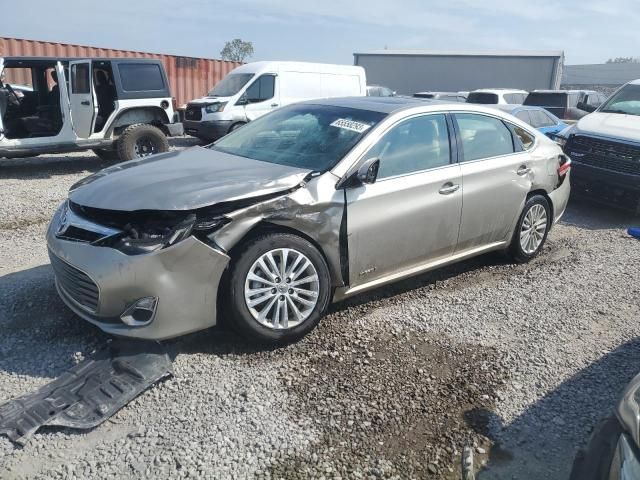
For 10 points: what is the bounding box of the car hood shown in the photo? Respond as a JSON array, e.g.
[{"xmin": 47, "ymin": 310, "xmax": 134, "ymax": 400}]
[
  {"xmin": 68, "ymin": 147, "xmax": 312, "ymax": 211},
  {"xmin": 575, "ymin": 112, "xmax": 640, "ymax": 143},
  {"xmin": 189, "ymin": 96, "xmax": 234, "ymax": 105}
]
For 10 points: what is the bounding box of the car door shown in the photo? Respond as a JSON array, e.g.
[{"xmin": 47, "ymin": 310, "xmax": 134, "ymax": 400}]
[
  {"xmin": 69, "ymin": 60, "xmax": 96, "ymax": 138},
  {"xmin": 453, "ymin": 112, "xmax": 532, "ymax": 252},
  {"xmin": 242, "ymin": 74, "xmax": 278, "ymax": 121},
  {"xmin": 0, "ymin": 57, "xmax": 4, "ymax": 142},
  {"xmin": 345, "ymin": 113, "xmax": 463, "ymax": 288}
]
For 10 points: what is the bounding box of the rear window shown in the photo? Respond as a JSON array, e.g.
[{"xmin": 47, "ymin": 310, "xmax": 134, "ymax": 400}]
[
  {"xmin": 524, "ymin": 93, "xmax": 567, "ymax": 107},
  {"xmin": 467, "ymin": 92, "xmax": 499, "ymax": 104},
  {"xmin": 118, "ymin": 63, "xmax": 165, "ymax": 91}
]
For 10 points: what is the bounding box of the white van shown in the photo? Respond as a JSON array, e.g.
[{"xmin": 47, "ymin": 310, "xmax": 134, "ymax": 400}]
[{"xmin": 183, "ymin": 61, "xmax": 367, "ymax": 141}]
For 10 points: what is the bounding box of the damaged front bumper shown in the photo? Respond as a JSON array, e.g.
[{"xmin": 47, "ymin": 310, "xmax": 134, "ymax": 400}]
[{"xmin": 46, "ymin": 207, "xmax": 230, "ymax": 340}]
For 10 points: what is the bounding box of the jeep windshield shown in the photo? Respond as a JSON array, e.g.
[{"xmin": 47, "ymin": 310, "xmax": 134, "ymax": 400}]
[
  {"xmin": 207, "ymin": 73, "xmax": 254, "ymax": 97},
  {"xmin": 600, "ymin": 84, "xmax": 640, "ymax": 116},
  {"xmin": 209, "ymin": 104, "xmax": 386, "ymax": 171}
]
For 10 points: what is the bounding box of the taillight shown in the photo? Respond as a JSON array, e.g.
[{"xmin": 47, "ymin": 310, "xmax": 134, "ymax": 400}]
[{"xmin": 558, "ymin": 155, "xmax": 571, "ymax": 177}]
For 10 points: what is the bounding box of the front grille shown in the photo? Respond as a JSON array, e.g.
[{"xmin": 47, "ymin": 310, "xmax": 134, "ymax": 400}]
[
  {"xmin": 567, "ymin": 135, "xmax": 640, "ymax": 176},
  {"xmin": 57, "ymin": 226, "xmax": 104, "ymax": 243},
  {"xmin": 185, "ymin": 104, "xmax": 202, "ymax": 121},
  {"xmin": 49, "ymin": 250, "xmax": 99, "ymax": 313}
]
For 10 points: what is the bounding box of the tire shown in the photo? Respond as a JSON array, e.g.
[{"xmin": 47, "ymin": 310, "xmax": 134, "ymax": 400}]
[
  {"xmin": 508, "ymin": 194, "xmax": 551, "ymax": 263},
  {"xmin": 569, "ymin": 414, "xmax": 623, "ymax": 480},
  {"xmin": 92, "ymin": 148, "xmax": 120, "ymax": 161},
  {"xmin": 228, "ymin": 122, "xmax": 245, "ymax": 133},
  {"xmin": 116, "ymin": 124, "xmax": 169, "ymax": 161},
  {"xmin": 228, "ymin": 233, "xmax": 331, "ymax": 344}
]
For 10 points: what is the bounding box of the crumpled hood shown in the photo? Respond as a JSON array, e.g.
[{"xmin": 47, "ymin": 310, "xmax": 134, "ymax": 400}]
[
  {"xmin": 69, "ymin": 147, "xmax": 312, "ymax": 211},
  {"xmin": 575, "ymin": 112, "xmax": 640, "ymax": 143}
]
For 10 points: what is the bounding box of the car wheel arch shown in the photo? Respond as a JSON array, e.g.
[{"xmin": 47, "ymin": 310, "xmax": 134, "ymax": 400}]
[
  {"xmin": 106, "ymin": 107, "xmax": 170, "ymax": 137},
  {"xmin": 527, "ymin": 189, "xmax": 554, "ymax": 222}
]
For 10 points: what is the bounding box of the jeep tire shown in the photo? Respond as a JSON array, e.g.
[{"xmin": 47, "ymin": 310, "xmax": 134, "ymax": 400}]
[{"xmin": 116, "ymin": 124, "xmax": 169, "ymax": 161}]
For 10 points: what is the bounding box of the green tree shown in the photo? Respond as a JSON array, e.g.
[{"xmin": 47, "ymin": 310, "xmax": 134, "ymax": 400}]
[
  {"xmin": 606, "ymin": 57, "xmax": 640, "ymax": 64},
  {"xmin": 220, "ymin": 39, "xmax": 254, "ymax": 63}
]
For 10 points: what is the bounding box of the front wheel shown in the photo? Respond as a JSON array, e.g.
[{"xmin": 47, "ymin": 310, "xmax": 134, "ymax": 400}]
[
  {"xmin": 228, "ymin": 233, "xmax": 331, "ymax": 344},
  {"xmin": 116, "ymin": 124, "xmax": 169, "ymax": 161},
  {"xmin": 508, "ymin": 194, "xmax": 551, "ymax": 263}
]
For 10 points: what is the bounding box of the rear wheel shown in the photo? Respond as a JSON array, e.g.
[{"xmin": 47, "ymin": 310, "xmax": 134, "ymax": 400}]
[
  {"xmin": 228, "ymin": 122, "xmax": 245, "ymax": 133},
  {"xmin": 508, "ymin": 194, "xmax": 551, "ymax": 263},
  {"xmin": 116, "ymin": 124, "xmax": 169, "ymax": 161},
  {"xmin": 228, "ymin": 233, "xmax": 331, "ymax": 344}
]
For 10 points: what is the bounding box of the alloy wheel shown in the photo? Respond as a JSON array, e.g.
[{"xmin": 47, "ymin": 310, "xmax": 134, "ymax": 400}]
[
  {"xmin": 520, "ymin": 204, "xmax": 548, "ymax": 255},
  {"xmin": 244, "ymin": 248, "xmax": 320, "ymax": 330}
]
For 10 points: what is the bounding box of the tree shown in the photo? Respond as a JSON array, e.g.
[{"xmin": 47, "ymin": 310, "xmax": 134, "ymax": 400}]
[
  {"xmin": 220, "ymin": 39, "xmax": 254, "ymax": 63},
  {"xmin": 606, "ymin": 57, "xmax": 640, "ymax": 64}
]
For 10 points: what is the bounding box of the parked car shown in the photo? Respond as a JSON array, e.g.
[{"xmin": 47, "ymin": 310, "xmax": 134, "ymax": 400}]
[
  {"xmin": 467, "ymin": 89, "xmax": 528, "ymax": 105},
  {"xmin": 557, "ymin": 80, "xmax": 640, "ymax": 214},
  {"xmin": 570, "ymin": 371, "xmax": 640, "ymax": 480},
  {"xmin": 414, "ymin": 91, "xmax": 468, "ymax": 102},
  {"xmin": 523, "ymin": 90, "xmax": 606, "ymax": 121},
  {"xmin": 0, "ymin": 57, "xmax": 183, "ymax": 161},
  {"xmin": 367, "ymin": 85, "xmax": 395, "ymax": 97},
  {"xmin": 47, "ymin": 97, "xmax": 570, "ymax": 344},
  {"xmin": 493, "ymin": 105, "xmax": 568, "ymax": 137},
  {"xmin": 184, "ymin": 61, "xmax": 366, "ymax": 141}
]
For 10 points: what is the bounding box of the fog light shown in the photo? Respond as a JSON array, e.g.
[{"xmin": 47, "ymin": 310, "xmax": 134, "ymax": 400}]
[{"xmin": 120, "ymin": 297, "xmax": 158, "ymax": 327}]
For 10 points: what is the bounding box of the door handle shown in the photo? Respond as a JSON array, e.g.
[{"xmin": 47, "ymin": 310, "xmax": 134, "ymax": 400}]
[
  {"xmin": 517, "ymin": 165, "xmax": 531, "ymax": 176},
  {"xmin": 270, "ymin": 103, "xmax": 279, "ymax": 107},
  {"xmin": 439, "ymin": 182, "xmax": 460, "ymax": 195},
  {"xmin": 81, "ymin": 100, "xmax": 91, "ymax": 106}
]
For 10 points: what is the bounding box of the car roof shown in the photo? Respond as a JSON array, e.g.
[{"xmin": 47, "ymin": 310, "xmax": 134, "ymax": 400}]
[
  {"xmin": 301, "ymin": 96, "xmax": 530, "ymax": 117},
  {"xmin": 530, "ymin": 89, "xmax": 593, "ymax": 94},
  {"xmin": 472, "ymin": 88, "xmax": 528, "ymax": 93}
]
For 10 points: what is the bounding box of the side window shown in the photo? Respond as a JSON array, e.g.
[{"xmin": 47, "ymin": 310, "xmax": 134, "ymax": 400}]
[
  {"xmin": 533, "ymin": 109, "xmax": 555, "ymax": 127},
  {"xmin": 568, "ymin": 93, "xmax": 580, "ymax": 107},
  {"xmin": 245, "ymin": 75, "xmax": 275, "ymax": 103},
  {"xmin": 364, "ymin": 114, "xmax": 451, "ymax": 179},
  {"xmin": 587, "ymin": 94, "xmax": 602, "ymax": 107},
  {"xmin": 71, "ymin": 64, "xmax": 90, "ymax": 94},
  {"xmin": 118, "ymin": 63, "xmax": 164, "ymax": 91},
  {"xmin": 511, "ymin": 125, "xmax": 535, "ymax": 150},
  {"xmin": 515, "ymin": 110, "xmax": 533, "ymax": 125},
  {"xmin": 455, "ymin": 113, "xmax": 515, "ymax": 161}
]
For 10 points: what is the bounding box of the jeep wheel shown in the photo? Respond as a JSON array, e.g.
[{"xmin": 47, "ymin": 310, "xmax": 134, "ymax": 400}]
[
  {"xmin": 117, "ymin": 124, "xmax": 169, "ymax": 161},
  {"xmin": 92, "ymin": 148, "xmax": 120, "ymax": 162}
]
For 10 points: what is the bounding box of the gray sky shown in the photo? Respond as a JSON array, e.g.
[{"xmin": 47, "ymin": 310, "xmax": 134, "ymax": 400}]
[{"xmin": 1, "ymin": 0, "xmax": 636, "ymax": 64}]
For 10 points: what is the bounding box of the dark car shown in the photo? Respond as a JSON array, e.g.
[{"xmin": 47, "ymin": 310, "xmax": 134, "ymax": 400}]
[
  {"xmin": 413, "ymin": 91, "xmax": 468, "ymax": 102},
  {"xmin": 366, "ymin": 85, "xmax": 395, "ymax": 97},
  {"xmin": 524, "ymin": 90, "xmax": 607, "ymax": 121}
]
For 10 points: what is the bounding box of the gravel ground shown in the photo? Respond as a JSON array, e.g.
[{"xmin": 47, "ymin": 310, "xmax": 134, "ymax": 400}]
[{"xmin": 1, "ymin": 141, "xmax": 639, "ymax": 479}]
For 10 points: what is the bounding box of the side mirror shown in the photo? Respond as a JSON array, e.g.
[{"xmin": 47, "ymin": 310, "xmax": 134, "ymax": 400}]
[
  {"xmin": 356, "ymin": 157, "xmax": 380, "ymax": 185},
  {"xmin": 577, "ymin": 101, "xmax": 596, "ymax": 113}
]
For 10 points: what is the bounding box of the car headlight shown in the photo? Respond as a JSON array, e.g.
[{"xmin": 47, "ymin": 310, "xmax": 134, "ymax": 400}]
[
  {"xmin": 555, "ymin": 125, "xmax": 575, "ymax": 148},
  {"xmin": 107, "ymin": 213, "xmax": 229, "ymax": 255},
  {"xmin": 205, "ymin": 102, "xmax": 227, "ymax": 113},
  {"xmin": 617, "ymin": 373, "xmax": 640, "ymax": 447}
]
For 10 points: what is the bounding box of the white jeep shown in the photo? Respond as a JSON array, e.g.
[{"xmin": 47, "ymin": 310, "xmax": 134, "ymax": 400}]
[{"xmin": 0, "ymin": 57, "xmax": 183, "ymax": 161}]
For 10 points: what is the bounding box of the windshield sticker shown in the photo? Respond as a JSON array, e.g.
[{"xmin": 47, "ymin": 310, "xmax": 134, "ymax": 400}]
[{"xmin": 330, "ymin": 119, "xmax": 372, "ymax": 133}]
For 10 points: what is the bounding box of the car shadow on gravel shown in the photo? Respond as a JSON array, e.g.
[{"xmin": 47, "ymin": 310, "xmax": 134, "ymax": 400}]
[
  {"xmin": 470, "ymin": 336, "xmax": 640, "ymax": 480},
  {"xmin": 562, "ymin": 197, "xmax": 639, "ymax": 231}
]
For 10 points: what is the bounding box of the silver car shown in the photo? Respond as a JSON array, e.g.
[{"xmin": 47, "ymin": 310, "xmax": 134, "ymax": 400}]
[{"xmin": 47, "ymin": 97, "xmax": 571, "ymax": 344}]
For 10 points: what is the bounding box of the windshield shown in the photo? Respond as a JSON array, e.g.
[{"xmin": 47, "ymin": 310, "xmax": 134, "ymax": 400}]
[
  {"xmin": 467, "ymin": 92, "xmax": 499, "ymax": 104},
  {"xmin": 210, "ymin": 104, "xmax": 386, "ymax": 171},
  {"xmin": 524, "ymin": 93, "xmax": 567, "ymax": 107},
  {"xmin": 207, "ymin": 73, "xmax": 254, "ymax": 97},
  {"xmin": 599, "ymin": 84, "xmax": 640, "ymax": 116}
]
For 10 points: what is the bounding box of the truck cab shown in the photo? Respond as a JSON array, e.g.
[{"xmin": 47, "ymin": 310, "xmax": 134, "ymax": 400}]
[{"xmin": 0, "ymin": 56, "xmax": 183, "ymax": 161}]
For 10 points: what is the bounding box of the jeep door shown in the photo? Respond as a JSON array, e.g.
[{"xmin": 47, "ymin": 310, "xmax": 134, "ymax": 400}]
[
  {"xmin": 345, "ymin": 113, "xmax": 462, "ymax": 289},
  {"xmin": 68, "ymin": 60, "xmax": 97, "ymax": 138},
  {"xmin": 0, "ymin": 57, "xmax": 4, "ymax": 142}
]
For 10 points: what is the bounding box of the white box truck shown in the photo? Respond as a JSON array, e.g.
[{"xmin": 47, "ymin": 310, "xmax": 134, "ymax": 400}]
[{"xmin": 183, "ymin": 61, "xmax": 367, "ymax": 141}]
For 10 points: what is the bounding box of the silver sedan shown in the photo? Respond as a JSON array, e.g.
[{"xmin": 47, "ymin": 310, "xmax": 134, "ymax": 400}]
[{"xmin": 47, "ymin": 97, "xmax": 571, "ymax": 344}]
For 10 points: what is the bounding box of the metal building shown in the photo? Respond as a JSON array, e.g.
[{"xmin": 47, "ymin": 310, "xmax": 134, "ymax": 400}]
[
  {"xmin": 563, "ymin": 63, "xmax": 640, "ymax": 86},
  {"xmin": 0, "ymin": 37, "xmax": 241, "ymax": 108},
  {"xmin": 353, "ymin": 50, "xmax": 564, "ymax": 95}
]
